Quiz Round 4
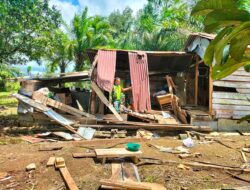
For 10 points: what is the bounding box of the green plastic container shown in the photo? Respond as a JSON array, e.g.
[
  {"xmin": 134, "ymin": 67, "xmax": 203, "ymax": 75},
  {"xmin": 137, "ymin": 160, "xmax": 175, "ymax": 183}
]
[{"xmin": 127, "ymin": 142, "xmax": 140, "ymax": 151}]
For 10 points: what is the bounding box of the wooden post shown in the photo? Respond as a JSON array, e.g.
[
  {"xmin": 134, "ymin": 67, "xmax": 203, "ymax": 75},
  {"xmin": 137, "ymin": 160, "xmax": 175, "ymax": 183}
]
[
  {"xmin": 89, "ymin": 55, "xmax": 98, "ymax": 78},
  {"xmin": 195, "ymin": 56, "xmax": 199, "ymax": 106},
  {"xmin": 90, "ymin": 90, "xmax": 96, "ymax": 114},
  {"xmin": 91, "ymin": 81, "xmax": 123, "ymax": 121},
  {"xmin": 209, "ymin": 66, "xmax": 213, "ymax": 114}
]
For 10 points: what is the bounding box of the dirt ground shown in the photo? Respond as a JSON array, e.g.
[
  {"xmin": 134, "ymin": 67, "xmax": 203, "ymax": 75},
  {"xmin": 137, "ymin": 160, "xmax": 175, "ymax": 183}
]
[
  {"xmin": 0, "ymin": 96, "xmax": 250, "ymax": 190},
  {"xmin": 0, "ymin": 134, "xmax": 250, "ymax": 190}
]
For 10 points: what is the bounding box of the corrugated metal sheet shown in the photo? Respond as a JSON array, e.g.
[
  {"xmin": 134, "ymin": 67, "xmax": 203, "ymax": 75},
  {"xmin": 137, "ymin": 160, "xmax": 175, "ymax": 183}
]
[
  {"xmin": 44, "ymin": 109, "xmax": 75, "ymax": 126},
  {"xmin": 96, "ymin": 50, "xmax": 117, "ymax": 92},
  {"xmin": 87, "ymin": 50, "xmax": 193, "ymax": 73},
  {"xmin": 129, "ymin": 52, "xmax": 151, "ymax": 112}
]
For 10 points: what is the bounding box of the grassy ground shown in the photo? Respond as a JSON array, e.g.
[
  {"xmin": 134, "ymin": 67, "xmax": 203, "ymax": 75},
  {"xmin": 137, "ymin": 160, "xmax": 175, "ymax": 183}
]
[{"xmin": 0, "ymin": 91, "xmax": 18, "ymax": 116}]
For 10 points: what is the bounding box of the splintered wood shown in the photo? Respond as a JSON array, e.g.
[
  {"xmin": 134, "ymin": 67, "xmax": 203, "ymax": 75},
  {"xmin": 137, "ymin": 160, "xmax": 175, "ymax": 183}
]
[{"xmin": 32, "ymin": 92, "xmax": 94, "ymax": 118}]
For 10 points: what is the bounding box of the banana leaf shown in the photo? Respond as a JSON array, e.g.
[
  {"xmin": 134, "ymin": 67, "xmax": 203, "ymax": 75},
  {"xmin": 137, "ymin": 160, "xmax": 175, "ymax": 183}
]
[
  {"xmin": 204, "ymin": 9, "xmax": 250, "ymax": 32},
  {"xmin": 214, "ymin": 21, "xmax": 250, "ymax": 65},
  {"xmin": 191, "ymin": 0, "xmax": 237, "ymax": 16},
  {"xmin": 204, "ymin": 27, "xmax": 232, "ymax": 66},
  {"xmin": 229, "ymin": 30, "xmax": 250, "ymax": 61},
  {"xmin": 212, "ymin": 57, "xmax": 250, "ymax": 80}
]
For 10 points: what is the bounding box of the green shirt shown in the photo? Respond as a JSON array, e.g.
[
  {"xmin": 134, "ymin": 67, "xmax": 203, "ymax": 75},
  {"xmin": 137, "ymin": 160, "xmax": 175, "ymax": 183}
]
[{"xmin": 113, "ymin": 85, "xmax": 122, "ymax": 101}]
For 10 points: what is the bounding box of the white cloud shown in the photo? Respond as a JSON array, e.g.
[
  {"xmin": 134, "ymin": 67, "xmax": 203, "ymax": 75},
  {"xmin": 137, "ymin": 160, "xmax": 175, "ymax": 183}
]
[
  {"xmin": 78, "ymin": 0, "xmax": 147, "ymax": 16},
  {"xmin": 49, "ymin": 0, "xmax": 147, "ymax": 24},
  {"xmin": 49, "ymin": 0, "xmax": 79, "ymax": 25}
]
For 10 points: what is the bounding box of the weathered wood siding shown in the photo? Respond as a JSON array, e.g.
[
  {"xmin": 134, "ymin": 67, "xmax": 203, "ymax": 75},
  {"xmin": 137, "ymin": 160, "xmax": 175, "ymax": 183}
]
[{"xmin": 213, "ymin": 68, "xmax": 250, "ymax": 119}]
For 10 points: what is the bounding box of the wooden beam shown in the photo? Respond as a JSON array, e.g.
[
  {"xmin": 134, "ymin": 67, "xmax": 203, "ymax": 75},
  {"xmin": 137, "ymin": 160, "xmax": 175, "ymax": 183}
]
[
  {"xmin": 195, "ymin": 56, "xmax": 199, "ymax": 105},
  {"xmin": 32, "ymin": 92, "xmax": 95, "ymax": 118},
  {"xmin": 209, "ymin": 66, "xmax": 213, "ymax": 114},
  {"xmin": 214, "ymin": 110, "xmax": 250, "ymax": 119},
  {"xmin": 78, "ymin": 123, "xmax": 211, "ymax": 132},
  {"xmin": 213, "ymin": 81, "xmax": 250, "ymax": 88},
  {"xmin": 59, "ymin": 167, "xmax": 79, "ymax": 190},
  {"xmin": 100, "ymin": 179, "xmax": 152, "ymax": 190},
  {"xmin": 13, "ymin": 94, "xmax": 84, "ymax": 138},
  {"xmin": 213, "ymin": 104, "xmax": 250, "ymax": 111},
  {"xmin": 88, "ymin": 55, "xmax": 98, "ymax": 78},
  {"xmin": 213, "ymin": 92, "xmax": 250, "ymax": 100},
  {"xmin": 237, "ymin": 88, "xmax": 250, "ymax": 94},
  {"xmin": 91, "ymin": 81, "xmax": 123, "ymax": 121},
  {"xmin": 212, "ymin": 99, "xmax": 250, "ymax": 106}
]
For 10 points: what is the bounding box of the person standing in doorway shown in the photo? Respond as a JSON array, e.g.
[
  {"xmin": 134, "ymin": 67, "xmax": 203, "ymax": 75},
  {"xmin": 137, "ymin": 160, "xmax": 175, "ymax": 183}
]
[{"xmin": 112, "ymin": 77, "xmax": 131, "ymax": 113}]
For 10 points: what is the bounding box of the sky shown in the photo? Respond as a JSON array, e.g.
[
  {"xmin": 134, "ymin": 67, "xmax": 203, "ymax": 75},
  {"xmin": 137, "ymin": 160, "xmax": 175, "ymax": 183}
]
[
  {"xmin": 19, "ymin": 0, "xmax": 147, "ymax": 75},
  {"xmin": 50, "ymin": 0, "xmax": 147, "ymax": 25}
]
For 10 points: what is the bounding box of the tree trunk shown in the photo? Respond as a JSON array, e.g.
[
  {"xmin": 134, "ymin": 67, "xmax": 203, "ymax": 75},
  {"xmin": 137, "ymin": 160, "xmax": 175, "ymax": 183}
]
[
  {"xmin": 75, "ymin": 53, "xmax": 84, "ymax": 71},
  {"xmin": 60, "ymin": 61, "xmax": 66, "ymax": 73}
]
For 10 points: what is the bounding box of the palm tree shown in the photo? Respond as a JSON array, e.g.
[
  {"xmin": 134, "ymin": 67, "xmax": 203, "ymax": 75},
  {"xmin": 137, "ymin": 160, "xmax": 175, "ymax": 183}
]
[
  {"xmin": 46, "ymin": 30, "xmax": 73, "ymax": 73},
  {"xmin": 71, "ymin": 8, "xmax": 112, "ymax": 71}
]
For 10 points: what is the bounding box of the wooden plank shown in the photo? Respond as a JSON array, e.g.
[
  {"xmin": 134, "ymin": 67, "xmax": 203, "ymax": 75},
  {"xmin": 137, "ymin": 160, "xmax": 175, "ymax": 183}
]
[
  {"xmin": 213, "ymin": 81, "xmax": 250, "ymax": 88},
  {"xmin": 213, "ymin": 92, "xmax": 250, "ymax": 100},
  {"xmin": 213, "ymin": 104, "xmax": 250, "ymax": 111},
  {"xmin": 231, "ymin": 70, "xmax": 250, "ymax": 76},
  {"xmin": 194, "ymin": 56, "xmax": 199, "ymax": 105},
  {"xmin": 46, "ymin": 157, "xmax": 56, "ymax": 167},
  {"xmin": 221, "ymin": 75, "xmax": 250, "ymax": 82},
  {"xmin": 91, "ymin": 81, "xmax": 123, "ymax": 121},
  {"xmin": 237, "ymin": 88, "xmax": 250, "ymax": 94},
  {"xmin": 212, "ymin": 99, "xmax": 250, "ymax": 106},
  {"xmin": 32, "ymin": 92, "xmax": 94, "ymax": 118},
  {"xmin": 215, "ymin": 110, "xmax": 250, "ymax": 119},
  {"xmin": 217, "ymin": 119, "xmax": 250, "ymax": 132},
  {"xmin": 72, "ymin": 152, "xmax": 96, "ymax": 158},
  {"xmin": 13, "ymin": 93, "xmax": 50, "ymax": 111},
  {"xmin": 95, "ymin": 148, "xmax": 142, "ymax": 158},
  {"xmin": 59, "ymin": 167, "xmax": 79, "ymax": 190},
  {"xmin": 99, "ymin": 179, "xmax": 152, "ymax": 190},
  {"xmin": 78, "ymin": 123, "xmax": 211, "ymax": 132},
  {"xmin": 13, "ymin": 94, "xmax": 83, "ymax": 138},
  {"xmin": 89, "ymin": 55, "xmax": 98, "ymax": 77},
  {"xmin": 209, "ymin": 66, "xmax": 213, "ymax": 114},
  {"xmin": 111, "ymin": 163, "xmax": 123, "ymax": 181}
]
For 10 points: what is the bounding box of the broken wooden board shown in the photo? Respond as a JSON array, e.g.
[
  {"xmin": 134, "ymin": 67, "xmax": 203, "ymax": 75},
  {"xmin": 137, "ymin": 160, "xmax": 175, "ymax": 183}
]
[
  {"xmin": 81, "ymin": 122, "xmax": 212, "ymax": 132},
  {"xmin": 91, "ymin": 82, "xmax": 123, "ymax": 121},
  {"xmin": 95, "ymin": 148, "xmax": 142, "ymax": 158},
  {"xmin": 55, "ymin": 157, "xmax": 66, "ymax": 169},
  {"xmin": 47, "ymin": 157, "xmax": 56, "ymax": 167},
  {"xmin": 59, "ymin": 167, "xmax": 79, "ymax": 190},
  {"xmin": 100, "ymin": 179, "xmax": 151, "ymax": 190},
  {"xmin": 72, "ymin": 152, "xmax": 96, "ymax": 158},
  {"xmin": 13, "ymin": 94, "xmax": 83, "ymax": 139},
  {"xmin": 32, "ymin": 92, "xmax": 95, "ymax": 118}
]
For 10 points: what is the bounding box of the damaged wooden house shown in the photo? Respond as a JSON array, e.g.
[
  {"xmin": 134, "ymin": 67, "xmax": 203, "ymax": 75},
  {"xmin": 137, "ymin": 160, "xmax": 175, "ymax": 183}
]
[{"xmin": 14, "ymin": 33, "xmax": 250, "ymax": 137}]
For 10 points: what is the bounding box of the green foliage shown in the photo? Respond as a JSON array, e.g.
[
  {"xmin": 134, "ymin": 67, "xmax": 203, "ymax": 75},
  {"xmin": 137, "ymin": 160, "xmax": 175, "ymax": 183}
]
[
  {"xmin": 0, "ymin": 0, "xmax": 61, "ymax": 64},
  {"xmin": 45, "ymin": 30, "xmax": 74, "ymax": 73},
  {"xmin": 70, "ymin": 8, "xmax": 113, "ymax": 71},
  {"xmin": 109, "ymin": 0, "xmax": 203, "ymax": 51},
  {"xmin": 192, "ymin": 0, "xmax": 250, "ymax": 80},
  {"xmin": 0, "ymin": 64, "xmax": 21, "ymax": 91}
]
